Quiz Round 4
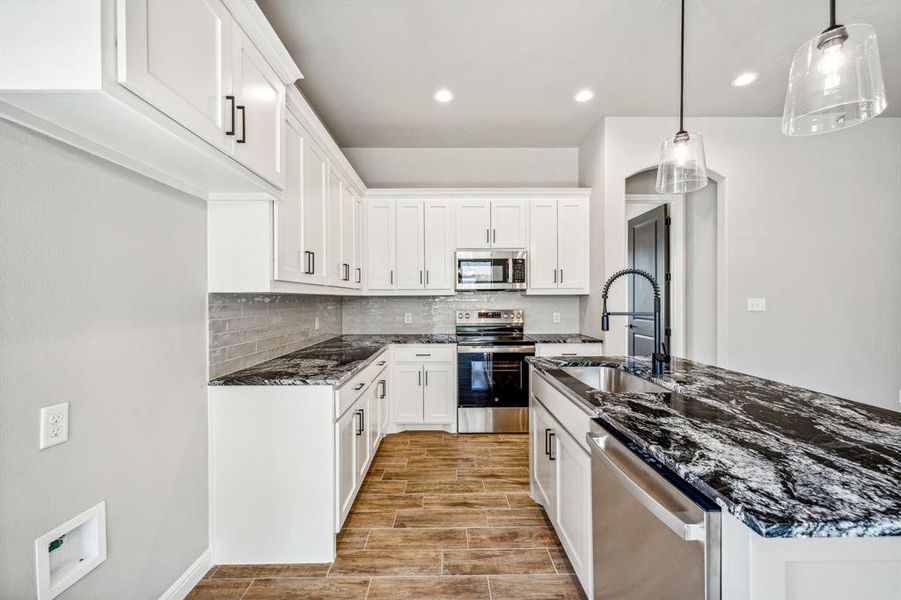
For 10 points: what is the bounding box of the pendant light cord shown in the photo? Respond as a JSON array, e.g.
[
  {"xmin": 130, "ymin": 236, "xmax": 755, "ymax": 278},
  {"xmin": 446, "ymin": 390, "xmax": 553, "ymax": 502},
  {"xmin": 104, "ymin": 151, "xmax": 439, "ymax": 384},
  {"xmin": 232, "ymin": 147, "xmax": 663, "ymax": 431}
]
[
  {"xmin": 679, "ymin": 0, "xmax": 685, "ymax": 134},
  {"xmin": 829, "ymin": 0, "xmax": 836, "ymax": 28}
]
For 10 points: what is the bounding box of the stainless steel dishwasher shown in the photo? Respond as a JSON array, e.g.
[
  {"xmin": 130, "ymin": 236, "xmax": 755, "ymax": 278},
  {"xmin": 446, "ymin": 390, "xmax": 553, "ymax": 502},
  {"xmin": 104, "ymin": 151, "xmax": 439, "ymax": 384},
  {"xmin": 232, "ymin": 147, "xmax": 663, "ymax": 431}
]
[{"xmin": 586, "ymin": 420, "xmax": 721, "ymax": 600}]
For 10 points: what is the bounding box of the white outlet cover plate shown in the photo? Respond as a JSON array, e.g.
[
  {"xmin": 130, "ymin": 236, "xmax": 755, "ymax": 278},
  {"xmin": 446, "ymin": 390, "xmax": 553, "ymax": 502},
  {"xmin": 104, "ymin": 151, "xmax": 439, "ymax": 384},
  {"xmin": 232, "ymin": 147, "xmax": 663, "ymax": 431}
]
[
  {"xmin": 404, "ymin": 313, "xmax": 412, "ymax": 324},
  {"xmin": 747, "ymin": 298, "xmax": 767, "ymax": 312},
  {"xmin": 553, "ymin": 312, "xmax": 561, "ymax": 323},
  {"xmin": 40, "ymin": 402, "xmax": 69, "ymax": 450}
]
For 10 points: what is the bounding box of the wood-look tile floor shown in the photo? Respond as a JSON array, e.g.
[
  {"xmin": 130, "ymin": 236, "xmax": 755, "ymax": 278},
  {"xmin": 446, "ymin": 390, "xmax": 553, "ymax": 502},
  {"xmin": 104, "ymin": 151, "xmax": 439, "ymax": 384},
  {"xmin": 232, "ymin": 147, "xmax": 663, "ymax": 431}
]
[{"xmin": 188, "ymin": 431, "xmax": 586, "ymax": 599}]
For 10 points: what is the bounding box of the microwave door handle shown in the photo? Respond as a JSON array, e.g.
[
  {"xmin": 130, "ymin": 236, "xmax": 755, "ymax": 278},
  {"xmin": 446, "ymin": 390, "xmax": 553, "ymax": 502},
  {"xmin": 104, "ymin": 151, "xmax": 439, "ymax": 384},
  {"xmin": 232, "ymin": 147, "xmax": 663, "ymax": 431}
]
[{"xmin": 586, "ymin": 433, "xmax": 706, "ymax": 542}]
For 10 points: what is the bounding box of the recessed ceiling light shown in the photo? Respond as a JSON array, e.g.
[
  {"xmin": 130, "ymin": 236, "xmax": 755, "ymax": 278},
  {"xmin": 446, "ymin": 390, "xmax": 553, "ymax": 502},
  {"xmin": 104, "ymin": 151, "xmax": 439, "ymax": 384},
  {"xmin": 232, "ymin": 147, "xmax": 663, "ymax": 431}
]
[
  {"xmin": 573, "ymin": 89, "xmax": 595, "ymax": 103},
  {"xmin": 433, "ymin": 88, "xmax": 454, "ymax": 103},
  {"xmin": 730, "ymin": 72, "xmax": 759, "ymax": 87}
]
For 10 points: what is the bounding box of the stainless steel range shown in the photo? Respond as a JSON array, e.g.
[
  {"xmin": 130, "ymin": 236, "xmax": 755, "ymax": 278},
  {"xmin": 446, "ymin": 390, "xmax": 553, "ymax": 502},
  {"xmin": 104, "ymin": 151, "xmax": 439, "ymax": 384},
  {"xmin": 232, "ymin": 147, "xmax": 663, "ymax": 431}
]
[{"xmin": 456, "ymin": 309, "xmax": 533, "ymax": 433}]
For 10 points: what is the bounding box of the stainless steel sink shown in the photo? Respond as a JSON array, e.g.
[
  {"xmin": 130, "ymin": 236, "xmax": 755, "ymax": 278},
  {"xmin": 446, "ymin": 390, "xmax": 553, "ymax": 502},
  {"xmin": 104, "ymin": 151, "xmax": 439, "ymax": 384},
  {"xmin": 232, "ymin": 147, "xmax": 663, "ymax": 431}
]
[{"xmin": 560, "ymin": 366, "xmax": 669, "ymax": 394}]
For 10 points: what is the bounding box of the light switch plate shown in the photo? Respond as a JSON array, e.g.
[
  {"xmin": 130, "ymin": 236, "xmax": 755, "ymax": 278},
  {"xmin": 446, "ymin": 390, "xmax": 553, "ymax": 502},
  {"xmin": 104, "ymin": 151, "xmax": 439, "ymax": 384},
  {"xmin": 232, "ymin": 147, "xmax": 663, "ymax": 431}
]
[
  {"xmin": 553, "ymin": 312, "xmax": 561, "ymax": 323},
  {"xmin": 40, "ymin": 402, "xmax": 69, "ymax": 449},
  {"xmin": 747, "ymin": 298, "xmax": 767, "ymax": 312}
]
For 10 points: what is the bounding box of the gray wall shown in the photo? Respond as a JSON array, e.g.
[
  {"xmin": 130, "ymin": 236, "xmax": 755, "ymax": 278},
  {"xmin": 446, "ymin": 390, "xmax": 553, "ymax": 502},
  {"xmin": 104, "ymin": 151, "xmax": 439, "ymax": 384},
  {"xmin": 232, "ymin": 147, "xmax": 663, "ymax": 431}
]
[
  {"xmin": 342, "ymin": 292, "xmax": 580, "ymax": 334},
  {"xmin": 577, "ymin": 120, "xmax": 606, "ymax": 337},
  {"xmin": 343, "ymin": 147, "xmax": 579, "ymax": 188},
  {"xmin": 0, "ymin": 122, "xmax": 209, "ymax": 598},
  {"xmin": 209, "ymin": 294, "xmax": 342, "ymax": 378}
]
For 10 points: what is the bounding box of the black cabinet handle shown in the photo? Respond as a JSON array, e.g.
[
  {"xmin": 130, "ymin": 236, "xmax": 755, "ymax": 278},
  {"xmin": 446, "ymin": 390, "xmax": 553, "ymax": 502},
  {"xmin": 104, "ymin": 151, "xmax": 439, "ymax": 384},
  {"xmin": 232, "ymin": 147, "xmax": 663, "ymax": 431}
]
[
  {"xmin": 553, "ymin": 270, "xmax": 557, "ymax": 283},
  {"xmin": 226, "ymin": 95, "xmax": 236, "ymax": 135},
  {"xmin": 311, "ymin": 251, "xmax": 315, "ymax": 274},
  {"xmin": 415, "ymin": 353, "xmax": 431, "ymax": 357},
  {"xmin": 355, "ymin": 410, "xmax": 363, "ymax": 436},
  {"xmin": 353, "ymin": 382, "xmax": 365, "ymax": 391},
  {"xmin": 560, "ymin": 269, "xmax": 563, "ymax": 283},
  {"xmin": 419, "ymin": 270, "xmax": 423, "ymax": 284},
  {"xmin": 426, "ymin": 270, "xmax": 429, "ymax": 285},
  {"xmin": 425, "ymin": 370, "xmax": 429, "ymax": 386},
  {"xmin": 303, "ymin": 251, "xmax": 313, "ymax": 275},
  {"xmin": 236, "ymin": 105, "xmax": 246, "ymax": 143},
  {"xmin": 356, "ymin": 267, "xmax": 362, "ymax": 283},
  {"xmin": 486, "ymin": 228, "xmax": 490, "ymax": 243},
  {"xmin": 548, "ymin": 432, "xmax": 556, "ymax": 460},
  {"xmin": 376, "ymin": 360, "xmax": 387, "ymax": 366},
  {"xmin": 418, "ymin": 371, "xmax": 421, "ymax": 386},
  {"xmin": 378, "ymin": 380, "xmax": 386, "ymax": 399},
  {"xmin": 493, "ymin": 229, "xmax": 496, "ymax": 243},
  {"xmin": 360, "ymin": 408, "xmax": 365, "ymax": 433},
  {"xmin": 390, "ymin": 270, "xmax": 393, "ymax": 285}
]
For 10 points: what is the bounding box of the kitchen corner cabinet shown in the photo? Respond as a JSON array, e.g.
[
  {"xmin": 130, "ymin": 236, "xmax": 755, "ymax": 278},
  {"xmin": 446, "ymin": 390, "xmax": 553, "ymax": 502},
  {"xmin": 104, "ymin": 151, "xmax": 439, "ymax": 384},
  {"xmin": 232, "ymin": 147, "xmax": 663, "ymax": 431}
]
[
  {"xmin": 528, "ymin": 197, "xmax": 589, "ymax": 294},
  {"xmin": 454, "ymin": 198, "xmax": 526, "ymax": 249}
]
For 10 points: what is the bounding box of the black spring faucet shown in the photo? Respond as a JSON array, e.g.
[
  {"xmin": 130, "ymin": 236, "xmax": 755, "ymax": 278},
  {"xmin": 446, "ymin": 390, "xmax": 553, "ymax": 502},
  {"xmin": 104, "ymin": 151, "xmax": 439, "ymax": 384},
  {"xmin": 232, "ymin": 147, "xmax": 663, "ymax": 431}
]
[{"xmin": 601, "ymin": 268, "xmax": 671, "ymax": 375}]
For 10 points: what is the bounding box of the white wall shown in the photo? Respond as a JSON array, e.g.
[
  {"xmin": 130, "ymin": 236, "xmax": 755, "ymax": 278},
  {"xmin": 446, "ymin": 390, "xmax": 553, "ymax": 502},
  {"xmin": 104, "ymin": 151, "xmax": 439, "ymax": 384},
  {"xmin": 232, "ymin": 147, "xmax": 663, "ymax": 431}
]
[
  {"xmin": 602, "ymin": 117, "xmax": 901, "ymax": 411},
  {"xmin": 343, "ymin": 147, "xmax": 579, "ymax": 188},
  {"xmin": 577, "ymin": 121, "xmax": 606, "ymax": 337},
  {"xmin": 0, "ymin": 122, "xmax": 209, "ymax": 598}
]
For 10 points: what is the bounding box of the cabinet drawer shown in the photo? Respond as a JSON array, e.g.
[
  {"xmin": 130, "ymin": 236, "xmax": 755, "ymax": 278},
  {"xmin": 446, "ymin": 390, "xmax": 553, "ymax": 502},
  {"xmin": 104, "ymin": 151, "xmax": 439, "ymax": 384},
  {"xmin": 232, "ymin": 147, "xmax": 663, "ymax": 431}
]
[
  {"xmin": 393, "ymin": 345, "xmax": 455, "ymax": 363},
  {"xmin": 531, "ymin": 371, "xmax": 593, "ymax": 453},
  {"xmin": 535, "ymin": 343, "xmax": 604, "ymax": 358},
  {"xmin": 336, "ymin": 349, "xmax": 389, "ymax": 418}
]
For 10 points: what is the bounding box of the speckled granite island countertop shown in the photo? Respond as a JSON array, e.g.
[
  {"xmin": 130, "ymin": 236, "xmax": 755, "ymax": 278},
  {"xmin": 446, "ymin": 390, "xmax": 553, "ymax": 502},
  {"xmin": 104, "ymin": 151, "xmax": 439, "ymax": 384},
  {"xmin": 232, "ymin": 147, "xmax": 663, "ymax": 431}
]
[
  {"xmin": 527, "ymin": 355, "xmax": 901, "ymax": 539},
  {"xmin": 210, "ymin": 335, "xmax": 456, "ymax": 387}
]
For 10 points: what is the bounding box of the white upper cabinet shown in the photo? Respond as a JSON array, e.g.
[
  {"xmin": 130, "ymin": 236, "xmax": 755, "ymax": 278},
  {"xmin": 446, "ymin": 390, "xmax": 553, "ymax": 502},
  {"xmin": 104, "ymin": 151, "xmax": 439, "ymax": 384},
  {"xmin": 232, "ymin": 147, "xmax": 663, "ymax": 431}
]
[
  {"xmin": 274, "ymin": 118, "xmax": 304, "ymax": 282},
  {"xmin": 118, "ymin": 0, "xmax": 232, "ymax": 151},
  {"xmin": 490, "ymin": 199, "xmax": 527, "ymax": 248},
  {"xmin": 326, "ymin": 167, "xmax": 343, "ymax": 286},
  {"xmin": 455, "ymin": 199, "xmax": 491, "ymax": 248},
  {"xmin": 302, "ymin": 139, "xmax": 328, "ymax": 284},
  {"xmin": 341, "ymin": 185, "xmax": 357, "ymax": 286},
  {"xmin": 353, "ymin": 196, "xmax": 363, "ymax": 287},
  {"xmin": 527, "ymin": 196, "xmax": 589, "ymax": 294},
  {"xmin": 528, "ymin": 199, "xmax": 559, "ymax": 290},
  {"xmin": 455, "ymin": 198, "xmax": 526, "ymax": 249},
  {"xmin": 365, "ymin": 200, "xmax": 396, "ymax": 290},
  {"xmin": 423, "ymin": 199, "xmax": 455, "ymax": 291},
  {"xmin": 231, "ymin": 23, "xmax": 285, "ymax": 188},
  {"xmin": 395, "ymin": 200, "xmax": 425, "ymax": 290},
  {"xmin": 556, "ymin": 198, "xmax": 589, "ymax": 290}
]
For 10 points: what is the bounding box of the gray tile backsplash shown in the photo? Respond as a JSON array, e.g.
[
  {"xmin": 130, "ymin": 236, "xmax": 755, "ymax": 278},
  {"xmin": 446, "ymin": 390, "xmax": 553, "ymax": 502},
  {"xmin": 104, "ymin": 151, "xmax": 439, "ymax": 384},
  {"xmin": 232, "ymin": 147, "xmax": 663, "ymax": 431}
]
[
  {"xmin": 341, "ymin": 292, "xmax": 581, "ymax": 334},
  {"xmin": 209, "ymin": 294, "xmax": 341, "ymax": 378}
]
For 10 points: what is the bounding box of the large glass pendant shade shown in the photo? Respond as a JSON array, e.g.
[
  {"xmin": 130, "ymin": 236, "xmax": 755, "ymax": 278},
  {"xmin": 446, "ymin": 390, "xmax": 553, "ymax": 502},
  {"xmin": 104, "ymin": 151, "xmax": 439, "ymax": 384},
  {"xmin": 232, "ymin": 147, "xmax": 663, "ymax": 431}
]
[
  {"xmin": 782, "ymin": 23, "xmax": 887, "ymax": 136},
  {"xmin": 656, "ymin": 131, "xmax": 708, "ymax": 194}
]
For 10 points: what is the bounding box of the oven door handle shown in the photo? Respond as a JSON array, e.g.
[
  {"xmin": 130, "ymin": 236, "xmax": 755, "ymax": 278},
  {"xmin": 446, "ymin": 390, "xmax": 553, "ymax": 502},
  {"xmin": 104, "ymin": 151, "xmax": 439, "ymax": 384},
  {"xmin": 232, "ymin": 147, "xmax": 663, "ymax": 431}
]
[{"xmin": 456, "ymin": 345, "xmax": 535, "ymax": 354}]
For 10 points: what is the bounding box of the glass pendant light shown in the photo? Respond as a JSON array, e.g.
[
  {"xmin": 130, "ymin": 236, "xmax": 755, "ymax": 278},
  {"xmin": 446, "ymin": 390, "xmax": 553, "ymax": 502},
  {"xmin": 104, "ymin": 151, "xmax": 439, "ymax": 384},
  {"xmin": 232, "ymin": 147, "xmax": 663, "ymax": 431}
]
[
  {"xmin": 782, "ymin": 0, "xmax": 887, "ymax": 136},
  {"xmin": 656, "ymin": 0, "xmax": 708, "ymax": 194}
]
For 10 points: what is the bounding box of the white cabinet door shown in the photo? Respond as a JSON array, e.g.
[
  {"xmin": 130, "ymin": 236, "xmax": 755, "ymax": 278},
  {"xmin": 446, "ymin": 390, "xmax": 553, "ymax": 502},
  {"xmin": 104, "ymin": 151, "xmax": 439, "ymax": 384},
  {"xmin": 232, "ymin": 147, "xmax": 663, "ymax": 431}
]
[
  {"xmin": 423, "ymin": 363, "xmax": 454, "ymax": 424},
  {"xmin": 336, "ymin": 406, "xmax": 358, "ymax": 527},
  {"xmin": 355, "ymin": 393, "xmax": 371, "ymax": 483},
  {"xmin": 378, "ymin": 375, "xmax": 390, "ymax": 434},
  {"xmin": 353, "ymin": 196, "xmax": 363, "ymax": 288},
  {"xmin": 118, "ymin": 0, "xmax": 232, "ymax": 151},
  {"xmin": 231, "ymin": 24, "xmax": 285, "ymax": 188},
  {"xmin": 340, "ymin": 186, "xmax": 357, "ymax": 287},
  {"xmin": 368, "ymin": 382, "xmax": 382, "ymax": 457},
  {"xmin": 490, "ymin": 199, "xmax": 527, "ymax": 248},
  {"xmin": 554, "ymin": 428, "xmax": 592, "ymax": 595},
  {"xmin": 424, "ymin": 199, "xmax": 454, "ymax": 290},
  {"xmin": 393, "ymin": 364, "xmax": 423, "ymax": 423},
  {"xmin": 274, "ymin": 118, "xmax": 304, "ymax": 282},
  {"xmin": 301, "ymin": 138, "xmax": 327, "ymax": 284},
  {"xmin": 325, "ymin": 167, "xmax": 343, "ymax": 286},
  {"xmin": 528, "ymin": 198, "xmax": 559, "ymax": 289},
  {"xmin": 395, "ymin": 199, "xmax": 424, "ymax": 290},
  {"xmin": 455, "ymin": 199, "xmax": 491, "ymax": 249},
  {"xmin": 531, "ymin": 402, "xmax": 557, "ymax": 514},
  {"xmin": 557, "ymin": 197, "xmax": 589, "ymax": 291},
  {"xmin": 365, "ymin": 200, "xmax": 396, "ymax": 290}
]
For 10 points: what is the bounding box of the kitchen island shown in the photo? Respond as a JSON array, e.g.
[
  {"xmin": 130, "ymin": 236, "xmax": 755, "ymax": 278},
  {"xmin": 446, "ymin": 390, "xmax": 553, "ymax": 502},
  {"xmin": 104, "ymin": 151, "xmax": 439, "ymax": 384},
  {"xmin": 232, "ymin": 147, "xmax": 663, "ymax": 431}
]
[{"xmin": 527, "ymin": 355, "xmax": 901, "ymax": 600}]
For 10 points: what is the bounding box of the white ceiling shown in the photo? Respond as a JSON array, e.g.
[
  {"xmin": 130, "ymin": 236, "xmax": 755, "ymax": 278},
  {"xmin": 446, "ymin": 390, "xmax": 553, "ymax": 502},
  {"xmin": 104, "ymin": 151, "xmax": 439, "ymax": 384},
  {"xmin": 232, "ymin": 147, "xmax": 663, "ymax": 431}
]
[{"xmin": 257, "ymin": 0, "xmax": 901, "ymax": 148}]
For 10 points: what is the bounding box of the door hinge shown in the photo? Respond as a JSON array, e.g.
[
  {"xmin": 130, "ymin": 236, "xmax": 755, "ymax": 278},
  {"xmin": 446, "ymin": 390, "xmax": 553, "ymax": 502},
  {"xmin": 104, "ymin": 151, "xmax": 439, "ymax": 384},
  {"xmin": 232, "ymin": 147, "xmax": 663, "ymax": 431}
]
[
  {"xmin": 665, "ymin": 217, "xmax": 672, "ymax": 226},
  {"xmin": 664, "ymin": 272, "xmax": 672, "ymax": 283}
]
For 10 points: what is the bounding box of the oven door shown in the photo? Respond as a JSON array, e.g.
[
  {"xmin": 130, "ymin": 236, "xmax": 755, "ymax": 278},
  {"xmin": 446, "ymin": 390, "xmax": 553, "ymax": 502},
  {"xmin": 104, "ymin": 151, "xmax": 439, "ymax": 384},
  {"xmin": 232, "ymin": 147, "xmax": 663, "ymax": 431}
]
[
  {"xmin": 456, "ymin": 256, "xmax": 513, "ymax": 290},
  {"xmin": 457, "ymin": 346, "xmax": 533, "ymax": 408}
]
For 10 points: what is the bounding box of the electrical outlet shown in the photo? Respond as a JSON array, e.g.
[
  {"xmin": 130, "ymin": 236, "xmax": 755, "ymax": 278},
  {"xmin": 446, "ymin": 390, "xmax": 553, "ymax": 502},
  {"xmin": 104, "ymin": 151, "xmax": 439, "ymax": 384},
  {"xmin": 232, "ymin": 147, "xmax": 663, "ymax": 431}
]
[
  {"xmin": 314, "ymin": 316, "xmax": 320, "ymax": 330},
  {"xmin": 40, "ymin": 402, "xmax": 69, "ymax": 450},
  {"xmin": 747, "ymin": 298, "xmax": 767, "ymax": 312},
  {"xmin": 553, "ymin": 312, "xmax": 561, "ymax": 324},
  {"xmin": 404, "ymin": 313, "xmax": 412, "ymax": 324}
]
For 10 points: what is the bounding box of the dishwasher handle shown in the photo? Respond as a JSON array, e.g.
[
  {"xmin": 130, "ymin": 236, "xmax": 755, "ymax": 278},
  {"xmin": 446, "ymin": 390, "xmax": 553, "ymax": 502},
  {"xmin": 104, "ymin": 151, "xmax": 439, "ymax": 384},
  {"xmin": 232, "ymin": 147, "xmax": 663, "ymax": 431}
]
[{"xmin": 586, "ymin": 432, "xmax": 706, "ymax": 542}]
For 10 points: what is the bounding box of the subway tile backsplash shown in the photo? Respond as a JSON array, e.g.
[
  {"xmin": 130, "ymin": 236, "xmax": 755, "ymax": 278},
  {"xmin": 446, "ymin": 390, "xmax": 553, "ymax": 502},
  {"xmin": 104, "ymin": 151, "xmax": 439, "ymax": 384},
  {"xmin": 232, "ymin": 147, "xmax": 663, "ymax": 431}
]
[
  {"xmin": 341, "ymin": 292, "xmax": 580, "ymax": 334},
  {"xmin": 208, "ymin": 294, "xmax": 341, "ymax": 379}
]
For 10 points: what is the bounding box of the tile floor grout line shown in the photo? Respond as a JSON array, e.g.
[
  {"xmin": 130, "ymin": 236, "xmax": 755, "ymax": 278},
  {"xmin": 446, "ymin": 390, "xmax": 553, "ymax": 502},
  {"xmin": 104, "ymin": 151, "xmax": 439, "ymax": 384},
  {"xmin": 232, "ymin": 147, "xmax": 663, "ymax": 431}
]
[{"xmin": 237, "ymin": 577, "xmax": 254, "ymax": 600}]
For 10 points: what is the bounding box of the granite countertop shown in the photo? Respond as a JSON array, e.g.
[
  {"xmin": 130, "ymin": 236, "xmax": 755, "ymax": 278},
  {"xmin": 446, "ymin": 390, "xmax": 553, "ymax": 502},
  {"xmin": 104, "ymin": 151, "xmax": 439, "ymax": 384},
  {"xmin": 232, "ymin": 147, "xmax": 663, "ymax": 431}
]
[
  {"xmin": 210, "ymin": 334, "xmax": 456, "ymax": 387},
  {"xmin": 528, "ymin": 355, "xmax": 901, "ymax": 539},
  {"xmin": 525, "ymin": 333, "xmax": 603, "ymax": 343}
]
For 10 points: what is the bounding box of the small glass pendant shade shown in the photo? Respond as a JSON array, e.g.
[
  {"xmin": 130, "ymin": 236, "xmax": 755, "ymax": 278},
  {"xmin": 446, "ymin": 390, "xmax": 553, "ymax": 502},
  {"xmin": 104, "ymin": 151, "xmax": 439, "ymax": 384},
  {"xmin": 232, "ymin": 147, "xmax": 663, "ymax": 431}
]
[
  {"xmin": 782, "ymin": 23, "xmax": 887, "ymax": 136},
  {"xmin": 656, "ymin": 131, "xmax": 709, "ymax": 194}
]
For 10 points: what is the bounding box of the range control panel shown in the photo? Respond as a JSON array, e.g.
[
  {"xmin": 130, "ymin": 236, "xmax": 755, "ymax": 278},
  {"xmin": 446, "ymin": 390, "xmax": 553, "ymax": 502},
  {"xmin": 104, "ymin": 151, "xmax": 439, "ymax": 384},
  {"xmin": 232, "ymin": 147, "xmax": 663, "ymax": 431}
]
[{"xmin": 456, "ymin": 309, "xmax": 524, "ymax": 325}]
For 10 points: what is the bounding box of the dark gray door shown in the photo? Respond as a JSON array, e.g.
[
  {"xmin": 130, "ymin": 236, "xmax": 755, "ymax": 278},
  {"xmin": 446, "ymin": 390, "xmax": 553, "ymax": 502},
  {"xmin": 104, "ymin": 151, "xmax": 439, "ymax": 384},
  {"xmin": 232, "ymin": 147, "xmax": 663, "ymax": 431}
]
[{"xmin": 627, "ymin": 205, "xmax": 670, "ymax": 357}]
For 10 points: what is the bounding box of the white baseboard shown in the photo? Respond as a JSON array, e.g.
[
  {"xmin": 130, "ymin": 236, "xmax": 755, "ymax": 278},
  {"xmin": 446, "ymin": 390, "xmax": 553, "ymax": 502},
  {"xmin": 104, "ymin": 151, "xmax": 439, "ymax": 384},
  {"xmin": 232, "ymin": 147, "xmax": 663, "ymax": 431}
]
[{"xmin": 159, "ymin": 548, "xmax": 212, "ymax": 600}]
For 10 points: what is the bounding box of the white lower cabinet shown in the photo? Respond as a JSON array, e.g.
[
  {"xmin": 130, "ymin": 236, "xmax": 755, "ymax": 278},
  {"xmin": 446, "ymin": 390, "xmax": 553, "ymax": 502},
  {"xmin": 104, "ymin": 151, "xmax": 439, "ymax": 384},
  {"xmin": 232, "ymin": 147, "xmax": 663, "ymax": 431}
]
[
  {"xmin": 534, "ymin": 343, "xmax": 604, "ymax": 358},
  {"xmin": 530, "ymin": 379, "xmax": 593, "ymax": 598},
  {"xmin": 391, "ymin": 345, "xmax": 456, "ymax": 430},
  {"xmin": 336, "ymin": 401, "xmax": 358, "ymax": 526}
]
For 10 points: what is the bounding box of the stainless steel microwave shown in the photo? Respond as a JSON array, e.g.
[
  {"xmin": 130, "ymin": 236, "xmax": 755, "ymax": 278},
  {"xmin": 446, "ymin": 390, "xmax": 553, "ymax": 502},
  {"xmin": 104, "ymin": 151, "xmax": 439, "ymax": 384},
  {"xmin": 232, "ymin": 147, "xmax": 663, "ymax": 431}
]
[{"xmin": 456, "ymin": 250, "xmax": 527, "ymax": 291}]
